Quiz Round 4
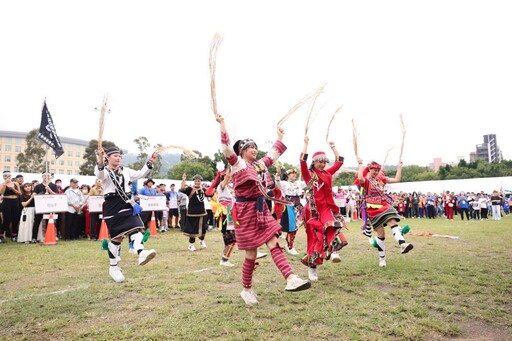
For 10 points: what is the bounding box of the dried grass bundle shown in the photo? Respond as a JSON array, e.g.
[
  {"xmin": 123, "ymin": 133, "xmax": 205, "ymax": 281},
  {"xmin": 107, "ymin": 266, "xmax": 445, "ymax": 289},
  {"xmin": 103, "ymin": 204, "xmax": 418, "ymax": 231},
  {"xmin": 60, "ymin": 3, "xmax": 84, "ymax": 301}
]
[
  {"xmin": 339, "ymin": 167, "xmax": 357, "ymax": 173},
  {"xmin": 155, "ymin": 145, "xmax": 199, "ymax": 159},
  {"xmin": 304, "ymin": 84, "xmax": 325, "ymax": 135},
  {"xmin": 399, "ymin": 113, "xmax": 407, "ymax": 161},
  {"xmin": 352, "ymin": 118, "xmax": 359, "ymax": 159},
  {"xmin": 97, "ymin": 95, "xmax": 109, "ymax": 149},
  {"xmin": 382, "ymin": 146, "xmax": 395, "ymax": 169},
  {"xmin": 277, "ymin": 85, "xmax": 324, "ymax": 128},
  {"xmin": 209, "ymin": 32, "xmax": 223, "ymax": 117},
  {"xmin": 325, "ymin": 105, "xmax": 343, "ymax": 143}
]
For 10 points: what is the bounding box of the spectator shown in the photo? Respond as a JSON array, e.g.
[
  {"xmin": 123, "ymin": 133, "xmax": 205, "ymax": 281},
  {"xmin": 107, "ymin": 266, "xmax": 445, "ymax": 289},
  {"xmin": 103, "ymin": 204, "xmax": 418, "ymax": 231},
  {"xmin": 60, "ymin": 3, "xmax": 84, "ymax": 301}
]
[
  {"xmin": 65, "ymin": 178, "xmax": 85, "ymax": 240},
  {"xmin": 32, "ymin": 172, "xmax": 58, "ymax": 242},
  {"xmin": 0, "ymin": 171, "xmax": 22, "ymax": 242},
  {"xmin": 457, "ymin": 192, "xmax": 470, "ymax": 220},
  {"xmin": 490, "ymin": 190, "xmax": 502, "ymax": 221},
  {"xmin": 18, "ymin": 183, "xmax": 36, "ymax": 243},
  {"xmin": 167, "ymin": 184, "xmax": 180, "ymax": 229}
]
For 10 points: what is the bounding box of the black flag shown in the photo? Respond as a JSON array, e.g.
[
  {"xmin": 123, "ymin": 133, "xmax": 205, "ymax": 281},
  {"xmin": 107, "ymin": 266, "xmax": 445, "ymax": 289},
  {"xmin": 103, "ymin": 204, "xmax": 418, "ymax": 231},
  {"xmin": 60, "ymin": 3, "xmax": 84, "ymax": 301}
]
[{"xmin": 38, "ymin": 100, "xmax": 64, "ymax": 158}]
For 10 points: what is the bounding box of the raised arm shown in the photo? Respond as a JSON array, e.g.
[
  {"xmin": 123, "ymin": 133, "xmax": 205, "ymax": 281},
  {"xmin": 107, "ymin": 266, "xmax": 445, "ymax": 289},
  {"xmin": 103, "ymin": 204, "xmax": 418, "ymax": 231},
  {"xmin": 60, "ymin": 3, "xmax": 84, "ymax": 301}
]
[
  {"xmin": 300, "ymin": 135, "xmax": 311, "ymax": 183},
  {"xmin": 357, "ymin": 158, "xmax": 365, "ymax": 184},
  {"xmin": 326, "ymin": 141, "xmax": 343, "ymax": 175},
  {"xmin": 386, "ymin": 160, "xmax": 403, "ymax": 184},
  {"xmin": 216, "ymin": 114, "xmax": 238, "ymax": 166}
]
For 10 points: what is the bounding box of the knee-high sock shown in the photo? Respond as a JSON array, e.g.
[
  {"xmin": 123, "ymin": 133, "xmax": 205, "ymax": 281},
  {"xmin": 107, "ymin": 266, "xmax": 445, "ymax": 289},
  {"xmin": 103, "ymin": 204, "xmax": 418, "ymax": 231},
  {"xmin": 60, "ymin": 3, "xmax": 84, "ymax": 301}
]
[
  {"xmin": 242, "ymin": 258, "xmax": 256, "ymax": 288},
  {"xmin": 376, "ymin": 237, "xmax": 386, "ymax": 259},
  {"xmin": 391, "ymin": 225, "xmax": 405, "ymax": 245},
  {"xmin": 223, "ymin": 242, "xmax": 235, "ymax": 259},
  {"xmin": 108, "ymin": 240, "xmax": 121, "ymax": 266},
  {"xmin": 287, "ymin": 231, "xmax": 296, "ymax": 249},
  {"xmin": 270, "ymin": 245, "xmax": 293, "ymax": 279},
  {"xmin": 189, "ymin": 237, "xmax": 196, "ymax": 244},
  {"xmin": 130, "ymin": 231, "xmax": 145, "ymax": 254}
]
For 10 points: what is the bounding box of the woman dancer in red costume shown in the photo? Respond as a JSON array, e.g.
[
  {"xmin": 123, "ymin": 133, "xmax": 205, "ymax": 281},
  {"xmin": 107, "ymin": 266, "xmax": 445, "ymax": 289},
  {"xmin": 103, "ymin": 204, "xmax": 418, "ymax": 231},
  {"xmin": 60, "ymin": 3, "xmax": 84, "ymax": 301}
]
[
  {"xmin": 215, "ymin": 114, "xmax": 311, "ymax": 305},
  {"xmin": 300, "ymin": 136, "xmax": 348, "ymax": 282}
]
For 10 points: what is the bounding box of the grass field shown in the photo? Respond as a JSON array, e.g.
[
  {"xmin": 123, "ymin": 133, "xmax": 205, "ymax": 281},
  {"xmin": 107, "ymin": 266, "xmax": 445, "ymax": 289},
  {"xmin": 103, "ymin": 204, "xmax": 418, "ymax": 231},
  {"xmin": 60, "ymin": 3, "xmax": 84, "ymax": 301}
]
[{"xmin": 1, "ymin": 217, "xmax": 511, "ymax": 341}]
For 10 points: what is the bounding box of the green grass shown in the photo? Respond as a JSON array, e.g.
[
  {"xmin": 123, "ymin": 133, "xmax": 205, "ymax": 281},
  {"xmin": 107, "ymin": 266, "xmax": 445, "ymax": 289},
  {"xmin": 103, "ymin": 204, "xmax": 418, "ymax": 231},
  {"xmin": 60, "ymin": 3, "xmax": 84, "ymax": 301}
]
[{"xmin": 1, "ymin": 217, "xmax": 511, "ymax": 340}]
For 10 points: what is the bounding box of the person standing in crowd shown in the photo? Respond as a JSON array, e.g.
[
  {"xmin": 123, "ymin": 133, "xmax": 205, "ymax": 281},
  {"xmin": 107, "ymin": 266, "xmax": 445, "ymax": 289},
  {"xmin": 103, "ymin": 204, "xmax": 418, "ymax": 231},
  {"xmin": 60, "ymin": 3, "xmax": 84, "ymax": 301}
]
[
  {"xmin": 345, "ymin": 189, "xmax": 356, "ymax": 221},
  {"xmin": 64, "ymin": 179, "xmax": 85, "ymax": 240},
  {"xmin": 278, "ymin": 168, "xmax": 303, "ymax": 256},
  {"xmin": 18, "ymin": 183, "xmax": 36, "ymax": 243},
  {"xmin": 457, "ymin": 191, "xmax": 470, "ymax": 220},
  {"xmin": 479, "ymin": 192, "xmax": 489, "ymax": 220},
  {"xmin": 32, "ymin": 172, "xmax": 58, "ymax": 242},
  {"xmin": 180, "ymin": 174, "xmax": 208, "ymax": 251},
  {"xmin": 443, "ymin": 190, "xmax": 454, "ymax": 220},
  {"xmin": 300, "ymin": 135, "xmax": 348, "ymax": 281},
  {"xmin": 88, "ymin": 179, "xmax": 105, "ymax": 240},
  {"xmin": 177, "ymin": 189, "xmax": 188, "ymax": 231},
  {"xmin": 472, "ymin": 194, "xmax": 481, "ymax": 220},
  {"xmin": 334, "ymin": 187, "xmax": 347, "ymax": 218},
  {"xmin": 156, "ymin": 184, "xmax": 168, "ymax": 232},
  {"xmin": 166, "ymin": 184, "xmax": 180, "ymax": 229},
  {"xmin": 490, "ymin": 190, "xmax": 502, "ymax": 221},
  {"xmin": 215, "ymin": 113, "xmax": 311, "ymax": 305},
  {"xmin": 202, "ymin": 183, "xmax": 214, "ymax": 231},
  {"xmin": 138, "ymin": 179, "xmax": 157, "ymax": 230},
  {"xmin": 426, "ymin": 192, "xmax": 436, "ymax": 219},
  {"xmin": 356, "ymin": 159, "xmax": 413, "ymax": 267},
  {"xmin": 95, "ymin": 146, "xmax": 157, "ymax": 283},
  {"xmin": 0, "ymin": 171, "xmax": 22, "ymax": 242}
]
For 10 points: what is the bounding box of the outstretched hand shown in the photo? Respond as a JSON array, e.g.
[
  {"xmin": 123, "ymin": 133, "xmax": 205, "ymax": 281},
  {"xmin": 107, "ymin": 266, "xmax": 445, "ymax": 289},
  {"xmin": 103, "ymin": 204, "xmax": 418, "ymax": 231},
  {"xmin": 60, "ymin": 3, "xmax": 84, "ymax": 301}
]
[
  {"xmin": 215, "ymin": 113, "xmax": 224, "ymax": 124},
  {"xmin": 277, "ymin": 127, "xmax": 285, "ymax": 140}
]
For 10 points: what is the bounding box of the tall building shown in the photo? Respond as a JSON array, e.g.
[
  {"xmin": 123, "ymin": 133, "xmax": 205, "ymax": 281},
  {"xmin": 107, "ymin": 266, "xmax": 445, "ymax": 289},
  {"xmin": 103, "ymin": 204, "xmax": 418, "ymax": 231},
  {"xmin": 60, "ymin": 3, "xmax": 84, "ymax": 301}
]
[
  {"xmin": 0, "ymin": 130, "xmax": 88, "ymax": 175},
  {"xmin": 470, "ymin": 134, "xmax": 503, "ymax": 163}
]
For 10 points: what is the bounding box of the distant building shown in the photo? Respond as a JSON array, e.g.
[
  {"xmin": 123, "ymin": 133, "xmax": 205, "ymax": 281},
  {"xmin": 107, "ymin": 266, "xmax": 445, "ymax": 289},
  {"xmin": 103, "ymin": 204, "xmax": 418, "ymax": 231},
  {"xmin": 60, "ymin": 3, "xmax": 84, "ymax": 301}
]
[
  {"xmin": 470, "ymin": 134, "xmax": 503, "ymax": 163},
  {"xmin": 0, "ymin": 130, "xmax": 88, "ymax": 175},
  {"xmin": 429, "ymin": 157, "xmax": 445, "ymax": 172}
]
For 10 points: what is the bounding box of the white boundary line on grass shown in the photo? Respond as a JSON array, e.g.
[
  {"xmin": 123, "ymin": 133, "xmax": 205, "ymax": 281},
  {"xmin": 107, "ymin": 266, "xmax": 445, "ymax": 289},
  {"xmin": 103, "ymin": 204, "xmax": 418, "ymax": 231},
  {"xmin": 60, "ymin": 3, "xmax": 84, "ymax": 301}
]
[{"xmin": 0, "ymin": 285, "xmax": 89, "ymax": 304}]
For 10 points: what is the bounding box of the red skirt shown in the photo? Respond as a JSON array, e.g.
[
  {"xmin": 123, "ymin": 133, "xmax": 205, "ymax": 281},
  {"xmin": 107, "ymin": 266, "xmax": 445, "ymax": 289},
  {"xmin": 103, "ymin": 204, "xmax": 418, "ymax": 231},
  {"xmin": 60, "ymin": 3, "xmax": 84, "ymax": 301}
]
[{"xmin": 234, "ymin": 199, "xmax": 281, "ymax": 250}]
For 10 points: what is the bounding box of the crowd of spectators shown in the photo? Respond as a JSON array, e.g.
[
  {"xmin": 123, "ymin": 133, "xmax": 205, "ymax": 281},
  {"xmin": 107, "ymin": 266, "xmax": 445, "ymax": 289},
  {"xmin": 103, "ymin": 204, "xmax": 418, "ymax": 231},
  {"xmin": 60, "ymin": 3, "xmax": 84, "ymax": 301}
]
[{"xmin": 1, "ymin": 170, "xmax": 511, "ymax": 244}]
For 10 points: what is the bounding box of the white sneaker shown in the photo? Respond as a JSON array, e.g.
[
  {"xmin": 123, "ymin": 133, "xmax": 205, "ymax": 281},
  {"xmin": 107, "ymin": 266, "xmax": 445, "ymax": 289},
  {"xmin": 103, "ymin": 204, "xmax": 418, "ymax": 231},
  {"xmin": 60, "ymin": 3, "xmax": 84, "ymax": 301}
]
[
  {"xmin": 285, "ymin": 275, "xmax": 312, "ymax": 292},
  {"xmin": 400, "ymin": 243, "xmax": 414, "ymax": 254},
  {"xmin": 256, "ymin": 252, "xmax": 267, "ymax": 259},
  {"xmin": 109, "ymin": 266, "xmax": 125, "ymax": 283},
  {"xmin": 379, "ymin": 258, "xmax": 387, "ymax": 267},
  {"xmin": 308, "ymin": 267, "xmax": 318, "ymax": 281},
  {"xmin": 188, "ymin": 243, "xmax": 196, "ymax": 252},
  {"xmin": 331, "ymin": 252, "xmax": 341, "ymax": 263},
  {"xmin": 138, "ymin": 249, "xmax": 156, "ymax": 265},
  {"xmin": 220, "ymin": 259, "xmax": 235, "ymax": 267},
  {"xmin": 286, "ymin": 247, "xmax": 299, "ymax": 255},
  {"xmin": 199, "ymin": 240, "xmax": 207, "ymax": 249},
  {"xmin": 240, "ymin": 289, "xmax": 258, "ymax": 305}
]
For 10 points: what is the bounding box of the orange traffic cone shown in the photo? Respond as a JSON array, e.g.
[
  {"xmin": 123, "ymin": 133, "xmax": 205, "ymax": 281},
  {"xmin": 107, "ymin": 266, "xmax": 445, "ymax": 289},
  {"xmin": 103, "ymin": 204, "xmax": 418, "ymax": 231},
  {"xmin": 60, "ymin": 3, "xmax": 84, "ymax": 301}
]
[
  {"xmin": 44, "ymin": 213, "xmax": 57, "ymax": 245},
  {"xmin": 98, "ymin": 219, "xmax": 109, "ymax": 240},
  {"xmin": 353, "ymin": 208, "xmax": 358, "ymax": 221},
  {"xmin": 149, "ymin": 211, "xmax": 158, "ymax": 237}
]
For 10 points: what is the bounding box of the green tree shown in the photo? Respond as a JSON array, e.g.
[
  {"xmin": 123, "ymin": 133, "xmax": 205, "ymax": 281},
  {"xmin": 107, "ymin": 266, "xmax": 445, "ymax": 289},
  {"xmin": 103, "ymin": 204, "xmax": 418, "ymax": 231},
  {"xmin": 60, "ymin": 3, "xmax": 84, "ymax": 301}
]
[
  {"xmin": 130, "ymin": 136, "xmax": 150, "ymax": 170},
  {"xmin": 79, "ymin": 140, "xmax": 119, "ymax": 175},
  {"xmin": 16, "ymin": 128, "xmax": 47, "ymax": 173},
  {"xmin": 167, "ymin": 160, "xmax": 215, "ymax": 180}
]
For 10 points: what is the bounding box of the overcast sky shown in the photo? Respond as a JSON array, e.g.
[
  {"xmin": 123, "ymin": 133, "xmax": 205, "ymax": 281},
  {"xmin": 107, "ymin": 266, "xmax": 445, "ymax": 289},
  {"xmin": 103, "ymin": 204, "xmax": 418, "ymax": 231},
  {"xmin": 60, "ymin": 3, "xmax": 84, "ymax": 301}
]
[{"xmin": 1, "ymin": 0, "xmax": 511, "ymax": 168}]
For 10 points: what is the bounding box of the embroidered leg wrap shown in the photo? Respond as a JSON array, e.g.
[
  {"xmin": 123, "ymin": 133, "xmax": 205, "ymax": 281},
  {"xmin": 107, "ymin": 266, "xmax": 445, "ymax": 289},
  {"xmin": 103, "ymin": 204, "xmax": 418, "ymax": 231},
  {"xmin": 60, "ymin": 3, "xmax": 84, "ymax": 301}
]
[
  {"xmin": 376, "ymin": 237, "xmax": 386, "ymax": 259},
  {"xmin": 242, "ymin": 258, "xmax": 256, "ymax": 288},
  {"xmin": 301, "ymin": 251, "xmax": 323, "ymax": 267},
  {"xmin": 108, "ymin": 240, "xmax": 121, "ymax": 266},
  {"xmin": 130, "ymin": 231, "xmax": 145, "ymax": 255},
  {"xmin": 391, "ymin": 225, "xmax": 405, "ymax": 245},
  {"xmin": 270, "ymin": 244, "xmax": 293, "ymax": 279},
  {"xmin": 223, "ymin": 242, "xmax": 235, "ymax": 258},
  {"xmin": 287, "ymin": 231, "xmax": 296, "ymax": 249}
]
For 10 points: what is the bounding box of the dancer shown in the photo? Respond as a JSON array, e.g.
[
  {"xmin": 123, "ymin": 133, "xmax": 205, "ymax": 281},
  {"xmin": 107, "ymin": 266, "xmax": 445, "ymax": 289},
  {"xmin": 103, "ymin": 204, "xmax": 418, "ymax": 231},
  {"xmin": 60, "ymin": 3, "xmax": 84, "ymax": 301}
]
[
  {"xmin": 180, "ymin": 174, "xmax": 208, "ymax": 252},
  {"xmin": 277, "ymin": 168, "xmax": 303, "ymax": 255},
  {"xmin": 207, "ymin": 167, "xmax": 236, "ymax": 266},
  {"xmin": 95, "ymin": 146, "xmax": 157, "ymax": 283},
  {"xmin": 300, "ymin": 136, "xmax": 348, "ymax": 282},
  {"xmin": 215, "ymin": 113, "xmax": 311, "ymax": 305},
  {"xmin": 355, "ymin": 159, "xmax": 413, "ymax": 267}
]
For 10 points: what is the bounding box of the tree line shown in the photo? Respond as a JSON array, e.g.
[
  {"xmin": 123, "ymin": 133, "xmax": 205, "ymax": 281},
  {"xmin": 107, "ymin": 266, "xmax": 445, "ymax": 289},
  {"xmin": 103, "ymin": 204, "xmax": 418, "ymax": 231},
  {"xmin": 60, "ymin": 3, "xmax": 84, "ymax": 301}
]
[{"xmin": 17, "ymin": 129, "xmax": 512, "ymax": 184}]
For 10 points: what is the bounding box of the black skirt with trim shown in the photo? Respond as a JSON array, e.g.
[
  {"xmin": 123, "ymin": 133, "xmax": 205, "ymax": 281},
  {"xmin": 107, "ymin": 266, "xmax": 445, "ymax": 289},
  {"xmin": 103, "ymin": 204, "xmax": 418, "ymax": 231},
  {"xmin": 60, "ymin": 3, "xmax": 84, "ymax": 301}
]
[{"xmin": 103, "ymin": 196, "xmax": 144, "ymax": 238}]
